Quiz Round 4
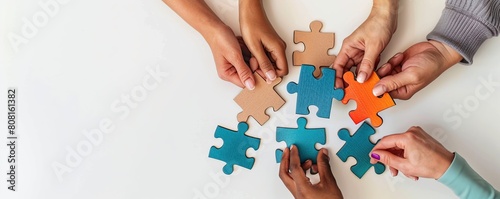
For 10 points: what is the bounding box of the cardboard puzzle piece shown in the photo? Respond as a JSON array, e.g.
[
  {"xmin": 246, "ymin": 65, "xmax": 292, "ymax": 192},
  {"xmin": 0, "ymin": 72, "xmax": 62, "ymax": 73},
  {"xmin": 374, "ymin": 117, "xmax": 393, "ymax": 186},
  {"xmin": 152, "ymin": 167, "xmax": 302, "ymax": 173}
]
[
  {"xmin": 209, "ymin": 122, "xmax": 261, "ymax": 175},
  {"xmin": 342, "ymin": 71, "xmax": 395, "ymax": 127},
  {"xmin": 293, "ymin": 20, "xmax": 336, "ymax": 77},
  {"xmin": 275, "ymin": 117, "xmax": 326, "ymax": 164},
  {"xmin": 336, "ymin": 122, "xmax": 385, "ymax": 178},
  {"xmin": 287, "ymin": 65, "xmax": 344, "ymax": 119},
  {"xmin": 234, "ymin": 73, "xmax": 285, "ymax": 126}
]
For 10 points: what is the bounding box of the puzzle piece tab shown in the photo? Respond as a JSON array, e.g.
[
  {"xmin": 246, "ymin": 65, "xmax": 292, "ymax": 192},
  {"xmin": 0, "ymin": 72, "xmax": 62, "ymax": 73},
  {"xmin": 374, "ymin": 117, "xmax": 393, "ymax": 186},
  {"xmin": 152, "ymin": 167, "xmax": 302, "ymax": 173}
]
[
  {"xmin": 342, "ymin": 71, "xmax": 395, "ymax": 127},
  {"xmin": 209, "ymin": 122, "xmax": 261, "ymax": 175},
  {"xmin": 275, "ymin": 117, "xmax": 326, "ymax": 164},
  {"xmin": 287, "ymin": 65, "xmax": 344, "ymax": 119},
  {"xmin": 234, "ymin": 73, "xmax": 285, "ymax": 125},
  {"xmin": 337, "ymin": 122, "xmax": 385, "ymax": 178},
  {"xmin": 293, "ymin": 20, "xmax": 336, "ymax": 77}
]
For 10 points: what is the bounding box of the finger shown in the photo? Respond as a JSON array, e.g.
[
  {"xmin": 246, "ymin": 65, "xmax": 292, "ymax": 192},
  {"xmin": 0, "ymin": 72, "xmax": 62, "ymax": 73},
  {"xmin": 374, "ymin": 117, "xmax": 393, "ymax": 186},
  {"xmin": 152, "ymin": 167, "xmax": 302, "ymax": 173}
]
[
  {"xmin": 317, "ymin": 148, "xmax": 335, "ymax": 183},
  {"xmin": 372, "ymin": 68, "xmax": 419, "ymax": 97},
  {"xmin": 269, "ymin": 42, "xmax": 288, "ymax": 77},
  {"xmin": 228, "ymin": 53, "xmax": 255, "ymax": 90},
  {"xmin": 390, "ymin": 167, "xmax": 399, "ymax": 177},
  {"xmin": 357, "ymin": 46, "xmax": 381, "ymax": 83},
  {"xmin": 279, "ymin": 147, "xmax": 297, "ymax": 193},
  {"xmin": 289, "ymin": 145, "xmax": 310, "ymax": 187},
  {"xmin": 310, "ymin": 165, "xmax": 318, "ymax": 175},
  {"xmin": 249, "ymin": 57, "xmax": 267, "ymax": 83},
  {"xmin": 372, "ymin": 133, "xmax": 407, "ymax": 151},
  {"xmin": 221, "ymin": 66, "xmax": 245, "ymax": 88},
  {"xmin": 301, "ymin": 160, "xmax": 312, "ymax": 172},
  {"xmin": 332, "ymin": 49, "xmax": 351, "ymax": 88},
  {"xmin": 252, "ymin": 45, "xmax": 277, "ymax": 82},
  {"xmin": 370, "ymin": 149, "xmax": 407, "ymax": 173}
]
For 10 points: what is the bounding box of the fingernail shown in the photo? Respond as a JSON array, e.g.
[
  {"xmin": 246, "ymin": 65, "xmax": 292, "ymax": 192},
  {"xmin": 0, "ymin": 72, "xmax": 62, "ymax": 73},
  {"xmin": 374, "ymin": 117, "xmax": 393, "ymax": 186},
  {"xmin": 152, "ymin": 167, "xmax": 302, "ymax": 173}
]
[
  {"xmin": 371, "ymin": 153, "xmax": 380, "ymax": 160},
  {"xmin": 394, "ymin": 53, "xmax": 402, "ymax": 58},
  {"xmin": 290, "ymin": 145, "xmax": 294, "ymax": 149},
  {"xmin": 245, "ymin": 79, "xmax": 255, "ymax": 90},
  {"xmin": 357, "ymin": 71, "xmax": 367, "ymax": 83},
  {"xmin": 372, "ymin": 85, "xmax": 386, "ymax": 96},
  {"xmin": 390, "ymin": 170, "xmax": 396, "ymax": 177},
  {"xmin": 266, "ymin": 71, "xmax": 276, "ymax": 81}
]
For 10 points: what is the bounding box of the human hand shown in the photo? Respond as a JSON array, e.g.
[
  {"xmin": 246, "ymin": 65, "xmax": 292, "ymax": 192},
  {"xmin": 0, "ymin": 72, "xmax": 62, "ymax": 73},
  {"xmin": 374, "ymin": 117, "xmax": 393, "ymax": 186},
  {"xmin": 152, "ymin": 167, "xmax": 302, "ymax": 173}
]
[
  {"xmin": 372, "ymin": 40, "xmax": 463, "ymax": 99},
  {"xmin": 204, "ymin": 25, "xmax": 256, "ymax": 89},
  {"xmin": 279, "ymin": 146, "xmax": 343, "ymax": 199},
  {"xmin": 239, "ymin": 0, "xmax": 288, "ymax": 83},
  {"xmin": 370, "ymin": 126, "xmax": 455, "ymax": 180},
  {"xmin": 333, "ymin": 0, "xmax": 398, "ymax": 87}
]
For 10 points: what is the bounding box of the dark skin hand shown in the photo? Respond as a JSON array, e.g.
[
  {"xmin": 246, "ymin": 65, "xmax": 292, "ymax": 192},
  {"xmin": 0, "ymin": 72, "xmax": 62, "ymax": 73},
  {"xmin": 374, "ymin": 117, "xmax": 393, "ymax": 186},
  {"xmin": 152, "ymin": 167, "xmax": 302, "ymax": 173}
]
[{"xmin": 279, "ymin": 146, "xmax": 344, "ymax": 199}]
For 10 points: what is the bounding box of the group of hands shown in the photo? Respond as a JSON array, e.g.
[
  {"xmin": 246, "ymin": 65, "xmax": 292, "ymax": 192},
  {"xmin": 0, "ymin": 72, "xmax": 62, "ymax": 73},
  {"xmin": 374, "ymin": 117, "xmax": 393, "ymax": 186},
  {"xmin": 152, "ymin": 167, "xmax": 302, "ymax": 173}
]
[{"xmin": 187, "ymin": 0, "xmax": 462, "ymax": 198}]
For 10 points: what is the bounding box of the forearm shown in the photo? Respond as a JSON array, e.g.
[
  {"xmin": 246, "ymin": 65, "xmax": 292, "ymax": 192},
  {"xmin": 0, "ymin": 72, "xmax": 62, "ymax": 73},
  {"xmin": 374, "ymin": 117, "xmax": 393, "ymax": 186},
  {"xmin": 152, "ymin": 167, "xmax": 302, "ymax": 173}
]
[
  {"xmin": 162, "ymin": 0, "xmax": 226, "ymax": 40},
  {"xmin": 370, "ymin": 0, "xmax": 399, "ymax": 33},
  {"xmin": 438, "ymin": 153, "xmax": 500, "ymax": 199},
  {"xmin": 239, "ymin": 0, "xmax": 270, "ymax": 29}
]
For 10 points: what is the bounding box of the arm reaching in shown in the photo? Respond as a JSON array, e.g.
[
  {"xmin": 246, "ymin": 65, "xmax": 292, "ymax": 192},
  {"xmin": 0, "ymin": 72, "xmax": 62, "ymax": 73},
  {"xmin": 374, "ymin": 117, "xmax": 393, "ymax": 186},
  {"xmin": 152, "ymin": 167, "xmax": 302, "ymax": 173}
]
[
  {"xmin": 370, "ymin": 127, "xmax": 500, "ymax": 199},
  {"xmin": 279, "ymin": 146, "xmax": 343, "ymax": 199},
  {"xmin": 239, "ymin": 0, "xmax": 288, "ymax": 83},
  {"xmin": 332, "ymin": 0, "xmax": 399, "ymax": 87},
  {"xmin": 162, "ymin": 0, "xmax": 255, "ymax": 89}
]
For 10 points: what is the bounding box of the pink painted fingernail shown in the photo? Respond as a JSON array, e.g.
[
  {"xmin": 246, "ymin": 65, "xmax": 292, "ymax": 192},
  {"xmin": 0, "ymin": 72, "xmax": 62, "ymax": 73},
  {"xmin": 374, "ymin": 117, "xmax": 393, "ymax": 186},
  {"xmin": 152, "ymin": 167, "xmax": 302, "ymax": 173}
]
[
  {"xmin": 371, "ymin": 153, "xmax": 380, "ymax": 160},
  {"xmin": 266, "ymin": 71, "xmax": 276, "ymax": 81}
]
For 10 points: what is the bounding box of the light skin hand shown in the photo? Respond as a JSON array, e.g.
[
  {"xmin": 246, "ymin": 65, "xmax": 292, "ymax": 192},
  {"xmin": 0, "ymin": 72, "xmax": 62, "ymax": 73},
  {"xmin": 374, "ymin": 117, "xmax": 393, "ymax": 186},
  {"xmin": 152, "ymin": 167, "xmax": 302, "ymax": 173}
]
[
  {"xmin": 279, "ymin": 146, "xmax": 343, "ymax": 199},
  {"xmin": 162, "ymin": 0, "xmax": 256, "ymax": 89},
  {"xmin": 333, "ymin": 0, "xmax": 399, "ymax": 87},
  {"xmin": 369, "ymin": 126, "xmax": 455, "ymax": 180},
  {"xmin": 373, "ymin": 40, "xmax": 463, "ymax": 99},
  {"xmin": 239, "ymin": 0, "xmax": 288, "ymax": 83}
]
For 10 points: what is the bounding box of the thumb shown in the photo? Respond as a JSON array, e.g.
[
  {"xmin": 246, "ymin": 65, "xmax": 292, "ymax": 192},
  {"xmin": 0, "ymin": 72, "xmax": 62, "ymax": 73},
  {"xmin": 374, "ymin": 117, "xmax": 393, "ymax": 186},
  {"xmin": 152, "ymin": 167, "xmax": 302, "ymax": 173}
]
[
  {"xmin": 370, "ymin": 150, "xmax": 407, "ymax": 172},
  {"xmin": 317, "ymin": 149, "xmax": 335, "ymax": 183},
  {"xmin": 357, "ymin": 46, "xmax": 381, "ymax": 83},
  {"xmin": 372, "ymin": 70, "xmax": 417, "ymax": 97},
  {"xmin": 230, "ymin": 54, "xmax": 255, "ymax": 90}
]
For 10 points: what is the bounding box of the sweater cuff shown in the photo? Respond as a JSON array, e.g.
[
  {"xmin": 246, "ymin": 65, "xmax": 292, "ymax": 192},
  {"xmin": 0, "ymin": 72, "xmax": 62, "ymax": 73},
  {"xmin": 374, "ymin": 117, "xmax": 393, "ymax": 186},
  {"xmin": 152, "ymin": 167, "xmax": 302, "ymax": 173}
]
[{"xmin": 427, "ymin": 6, "xmax": 492, "ymax": 64}]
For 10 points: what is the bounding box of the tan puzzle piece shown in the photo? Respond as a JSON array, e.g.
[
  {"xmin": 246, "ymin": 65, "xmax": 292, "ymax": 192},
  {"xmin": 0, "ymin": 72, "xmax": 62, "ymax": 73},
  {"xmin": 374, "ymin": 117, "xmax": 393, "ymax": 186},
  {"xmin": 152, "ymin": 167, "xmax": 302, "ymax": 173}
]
[
  {"xmin": 293, "ymin": 20, "xmax": 336, "ymax": 77},
  {"xmin": 234, "ymin": 73, "xmax": 285, "ymax": 126}
]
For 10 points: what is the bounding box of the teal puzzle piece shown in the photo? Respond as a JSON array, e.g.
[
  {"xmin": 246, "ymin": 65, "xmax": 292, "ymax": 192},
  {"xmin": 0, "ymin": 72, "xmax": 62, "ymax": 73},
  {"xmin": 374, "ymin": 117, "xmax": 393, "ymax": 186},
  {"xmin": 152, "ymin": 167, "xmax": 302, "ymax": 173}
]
[
  {"xmin": 275, "ymin": 117, "xmax": 326, "ymax": 164},
  {"xmin": 209, "ymin": 122, "xmax": 261, "ymax": 175},
  {"xmin": 337, "ymin": 122, "xmax": 385, "ymax": 178},
  {"xmin": 287, "ymin": 65, "xmax": 344, "ymax": 119}
]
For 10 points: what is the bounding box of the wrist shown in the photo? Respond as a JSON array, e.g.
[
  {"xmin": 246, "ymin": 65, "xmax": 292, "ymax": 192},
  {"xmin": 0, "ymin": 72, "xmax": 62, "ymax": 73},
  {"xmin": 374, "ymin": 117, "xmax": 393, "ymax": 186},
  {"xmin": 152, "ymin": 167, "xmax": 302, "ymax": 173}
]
[
  {"xmin": 201, "ymin": 23, "xmax": 232, "ymax": 45},
  {"xmin": 428, "ymin": 40, "xmax": 463, "ymax": 69},
  {"xmin": 239, "ymin": 0, "xmax": 266, "ymax": 23},
  {"xmin": 434, "ymin": 152, "xmax": 455, "ymax": 179},
  {"xmin": 372, "ymin": 0, "xmax": 399, "ymax": 16}
]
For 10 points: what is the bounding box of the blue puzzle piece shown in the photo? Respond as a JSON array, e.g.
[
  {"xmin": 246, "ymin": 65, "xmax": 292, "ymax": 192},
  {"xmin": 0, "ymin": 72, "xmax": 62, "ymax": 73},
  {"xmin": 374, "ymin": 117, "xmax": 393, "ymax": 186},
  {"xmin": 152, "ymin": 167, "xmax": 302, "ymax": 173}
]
[
  {"xmin": 287, "ymin": 65, "xmax": 344, "ymax": 119},
  {"xmin": 275, "ymin": 117, "xmax": 326, "ymax": 164},
  {"xmin": 209, "ymin": 122, "xmax": 261, "ymax": 175},
  {"xmin": 336, "ymin": 122, "xmax": 385, "ymax": 178}
]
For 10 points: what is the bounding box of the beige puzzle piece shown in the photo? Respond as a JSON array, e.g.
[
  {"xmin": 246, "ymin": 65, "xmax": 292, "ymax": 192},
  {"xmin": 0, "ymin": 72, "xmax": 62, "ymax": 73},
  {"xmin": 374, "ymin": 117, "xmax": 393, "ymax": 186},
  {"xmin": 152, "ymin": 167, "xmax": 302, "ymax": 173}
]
[
  {"xmin": 293, "ymin": 20, "xmax": 336, "ymax": 77},
  {"xmin": 234, "ymin": 73, "xmax": 285, "ymax": 126}
]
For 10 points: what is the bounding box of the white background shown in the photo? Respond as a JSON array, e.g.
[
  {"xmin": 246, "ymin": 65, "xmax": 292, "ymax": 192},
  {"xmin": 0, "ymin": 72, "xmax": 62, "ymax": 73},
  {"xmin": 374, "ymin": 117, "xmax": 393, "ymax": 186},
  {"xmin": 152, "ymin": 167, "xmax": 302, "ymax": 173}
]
[{"xmin": 1, "ymin": 0, "xmax": 500, "ymax": 198}]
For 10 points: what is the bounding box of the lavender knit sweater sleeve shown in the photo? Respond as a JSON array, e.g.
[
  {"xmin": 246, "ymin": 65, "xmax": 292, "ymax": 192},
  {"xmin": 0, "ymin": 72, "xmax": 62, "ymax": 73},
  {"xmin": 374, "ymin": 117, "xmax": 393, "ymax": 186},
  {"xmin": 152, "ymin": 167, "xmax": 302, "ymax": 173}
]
[{"xmin": 427, "ymin": 0, "xmax": 500, "ymax": 64}]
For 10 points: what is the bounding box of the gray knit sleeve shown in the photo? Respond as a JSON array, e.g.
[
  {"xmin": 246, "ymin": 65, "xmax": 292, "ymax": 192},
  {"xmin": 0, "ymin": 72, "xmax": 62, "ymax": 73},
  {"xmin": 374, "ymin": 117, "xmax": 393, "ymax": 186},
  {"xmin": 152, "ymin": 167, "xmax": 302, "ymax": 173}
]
[{"xmin": 427, "ymin": 0, "xmax": 500, "ymax": 64}]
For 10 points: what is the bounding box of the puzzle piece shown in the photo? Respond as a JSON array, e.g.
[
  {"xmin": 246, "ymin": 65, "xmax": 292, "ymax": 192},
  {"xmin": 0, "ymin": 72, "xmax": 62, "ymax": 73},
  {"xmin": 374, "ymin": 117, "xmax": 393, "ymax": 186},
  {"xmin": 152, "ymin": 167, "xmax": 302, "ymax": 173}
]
[
  {"xmin": 209, "ymin": 122, "xmax": 261, "ymax": 175},
  {"xmin": 293, "ymin": 20, "xmax": 336, "ymax": 77},
  {"xmin": 337, "ymin": 122, "xmax": 385, "ymax": 178},
  {"xmin": 287, "ymin": 65, "xmax": 344, "ymax": 119},
  {"xmin": 342, "ymin": 71, "xmax": 395, "ymax": 127},
  {"xmin": 275, "ymin": 117, "xmax": 326, "ymax": 164},
  {"xmin": 234, "ymin": 73, "xmax": 285, "ymax": 125}
]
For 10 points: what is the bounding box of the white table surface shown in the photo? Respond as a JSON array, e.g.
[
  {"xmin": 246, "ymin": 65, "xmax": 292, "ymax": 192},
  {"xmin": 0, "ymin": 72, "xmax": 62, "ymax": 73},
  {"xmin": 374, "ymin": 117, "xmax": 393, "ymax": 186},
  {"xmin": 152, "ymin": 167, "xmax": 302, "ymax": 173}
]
[{"xmin": 1, "ymin": 0, "xmax": 500, "ymax": 198}]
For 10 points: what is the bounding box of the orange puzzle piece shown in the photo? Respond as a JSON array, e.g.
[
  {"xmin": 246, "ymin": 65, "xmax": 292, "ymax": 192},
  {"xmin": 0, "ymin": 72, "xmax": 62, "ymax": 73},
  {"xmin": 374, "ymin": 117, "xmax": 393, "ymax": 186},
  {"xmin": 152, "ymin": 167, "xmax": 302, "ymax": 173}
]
[
  {"xmin": 234, "ymin": 73, "xmax": 285, "ymax": 126},
  {"xmin": 342, "ymin": 71, "xmax": 395, "ymax": 127},
  {"xmin": 293, "ymin": 20, "xmax": 336, "ymax": 77}
]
